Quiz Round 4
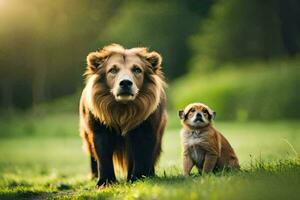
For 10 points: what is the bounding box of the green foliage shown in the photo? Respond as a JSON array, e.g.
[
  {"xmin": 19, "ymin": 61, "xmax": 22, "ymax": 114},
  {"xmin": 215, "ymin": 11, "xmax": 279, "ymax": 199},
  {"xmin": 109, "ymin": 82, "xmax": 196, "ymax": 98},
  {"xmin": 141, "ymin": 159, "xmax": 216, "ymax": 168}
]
[
  {"xmin": 1, "ymin": 0, "xmax": 299, "ymax": 114},
  {"xmin": 190, "ymin": 0, "xmax": 300, "ymax": 71},
  {"xmin": 0, "ymin": 0, "xmax": 123, "ymax": 108},
  {"xmin": 0, "ymin": 0, "xmax": 209, "ymax": 109},
  {"xmin": 170, "ymin": 58, "xmax": 300, "ymax": 121},
  {"xmin": 99, "ymin": 0, "xmax": 199, "ymax": 79}
]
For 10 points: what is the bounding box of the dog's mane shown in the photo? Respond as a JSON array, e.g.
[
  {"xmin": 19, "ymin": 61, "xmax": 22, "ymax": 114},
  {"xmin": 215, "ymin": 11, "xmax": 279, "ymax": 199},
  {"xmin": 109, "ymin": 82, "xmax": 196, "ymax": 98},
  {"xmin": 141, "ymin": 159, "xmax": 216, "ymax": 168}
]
[{"xmin": 83, "ymin": 44, "xmax": 166, "ymax": 135}]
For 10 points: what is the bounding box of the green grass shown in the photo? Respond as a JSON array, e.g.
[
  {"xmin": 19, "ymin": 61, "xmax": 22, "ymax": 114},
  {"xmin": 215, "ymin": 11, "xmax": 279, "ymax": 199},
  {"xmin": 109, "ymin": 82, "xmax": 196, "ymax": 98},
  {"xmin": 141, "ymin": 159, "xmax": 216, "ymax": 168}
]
[{"xmin": 0, "ymin": 113, "xmax": 300, "ymax": 199}]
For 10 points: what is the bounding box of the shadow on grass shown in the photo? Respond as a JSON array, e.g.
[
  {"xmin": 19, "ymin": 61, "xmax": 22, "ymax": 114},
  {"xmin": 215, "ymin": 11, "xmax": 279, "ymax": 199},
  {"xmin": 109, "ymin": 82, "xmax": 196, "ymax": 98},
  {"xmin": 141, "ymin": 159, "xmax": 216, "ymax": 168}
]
[
  {"xmin": 0, "ymin": 191, "xmax": 52, "ymax": 200},
  {"xmin": 147, "ymin": 175, "xmax": 186, "ymax": 184}
]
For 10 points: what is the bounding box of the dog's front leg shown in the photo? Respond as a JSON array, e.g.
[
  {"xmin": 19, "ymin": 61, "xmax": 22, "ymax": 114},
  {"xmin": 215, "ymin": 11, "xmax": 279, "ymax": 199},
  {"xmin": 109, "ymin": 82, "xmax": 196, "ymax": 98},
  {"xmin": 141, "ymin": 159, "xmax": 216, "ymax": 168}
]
[
  {"xmin": 202, "ymin": 153, "xmax": 218, "ymax": 174},
  {"xmin": 93, "ymin": 129, "xmax": 116, "ymax": 188},
  {"xmin": 183, "ymin": 151, "xmax": 194, "ymax": 176},
  {"xmin": 127, "ymin": 125, "xmax": 156, "ymax": 182}
]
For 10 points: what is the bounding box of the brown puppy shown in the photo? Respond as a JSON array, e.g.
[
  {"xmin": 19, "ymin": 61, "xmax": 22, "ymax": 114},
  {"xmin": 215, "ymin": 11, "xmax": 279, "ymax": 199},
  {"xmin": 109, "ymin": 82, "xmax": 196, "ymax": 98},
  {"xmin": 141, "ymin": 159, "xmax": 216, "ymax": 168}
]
[
  {"xmin": 80, "ymin": 44, "xmax": 167, "ymax": 187},
  {"xmin": 179, "ymin": 103, "xmax": 239, "ymax": 176}
]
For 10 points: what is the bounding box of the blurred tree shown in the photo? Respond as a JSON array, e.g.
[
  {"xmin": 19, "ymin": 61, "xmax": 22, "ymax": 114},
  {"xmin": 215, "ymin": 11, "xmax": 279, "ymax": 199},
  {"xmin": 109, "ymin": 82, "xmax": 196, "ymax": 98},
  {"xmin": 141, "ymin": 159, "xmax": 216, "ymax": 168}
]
[
  {"xmin": 278, "ymin": 0, "xmax": 300, "ymax": 55},
  {"xmin": 99, "ymin": 0, "xmax": 205, "ymax": 79},
  {"xmin": 0, "ymin": 0, "xmax": 123, "ymax": 109},
  {"xmin": 190, "ymin": 0, "xmax": 300, "ymax": 71},
  {"xmin": 186, "ymin": 0, "xmax": 215, "ymax": 17},
  {"xmin": 0, "ymin": 0, "xmax": 214, "ymax": 109}
]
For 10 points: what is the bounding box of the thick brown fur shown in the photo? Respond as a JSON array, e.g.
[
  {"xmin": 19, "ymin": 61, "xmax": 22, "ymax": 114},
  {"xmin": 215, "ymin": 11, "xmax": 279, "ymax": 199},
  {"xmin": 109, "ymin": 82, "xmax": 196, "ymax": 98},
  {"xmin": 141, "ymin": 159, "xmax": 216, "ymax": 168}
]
[
  {"xmin": 179, "ymin": 103, "xmax": 239, "ymax": 176},
  {"xmin": 79, "ymin": 44, "xmax": 167, "ymax": 187}
]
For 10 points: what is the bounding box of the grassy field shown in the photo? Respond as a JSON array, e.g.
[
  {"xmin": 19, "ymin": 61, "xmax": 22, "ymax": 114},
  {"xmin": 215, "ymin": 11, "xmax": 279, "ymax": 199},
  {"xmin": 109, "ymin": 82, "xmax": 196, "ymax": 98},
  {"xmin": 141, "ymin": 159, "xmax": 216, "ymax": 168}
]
[{"xmin": 0, "ymin": 114, "xmax": 300, "ymax": 199}]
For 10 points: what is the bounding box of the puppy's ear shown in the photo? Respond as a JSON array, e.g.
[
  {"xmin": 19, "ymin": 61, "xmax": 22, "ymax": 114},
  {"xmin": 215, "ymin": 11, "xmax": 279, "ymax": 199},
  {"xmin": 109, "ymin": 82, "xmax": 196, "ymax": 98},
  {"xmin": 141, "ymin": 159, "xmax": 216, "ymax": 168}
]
[
  {"xmin": 146, "ymin": 51, "xmax": 162, "ymax": 72},
  {"xmin": 212, "ymin": 111, "xmax": 216, "ymax": 120},
  {"xmin": 206, "ymin": 106, "xmax": 216, "ymax": 121},
  {"xmin": 178, "ymin": 110, "xmax": 185, "ymax": 119},
  {"xmin": 86, "ymin": 50, "xmax": 109, "ymax": 72}
]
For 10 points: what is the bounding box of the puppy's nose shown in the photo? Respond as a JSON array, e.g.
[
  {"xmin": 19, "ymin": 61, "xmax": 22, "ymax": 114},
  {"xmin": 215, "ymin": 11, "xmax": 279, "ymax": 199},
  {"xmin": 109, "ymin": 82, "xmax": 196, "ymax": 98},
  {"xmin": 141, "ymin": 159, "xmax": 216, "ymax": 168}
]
[
  {"xmin": 196, "ymin": 113, "xmax": 202, "ymax": 118},
  {"xmin": 119, "ymin": 79, "xmax": 133, "ymax": 88}
]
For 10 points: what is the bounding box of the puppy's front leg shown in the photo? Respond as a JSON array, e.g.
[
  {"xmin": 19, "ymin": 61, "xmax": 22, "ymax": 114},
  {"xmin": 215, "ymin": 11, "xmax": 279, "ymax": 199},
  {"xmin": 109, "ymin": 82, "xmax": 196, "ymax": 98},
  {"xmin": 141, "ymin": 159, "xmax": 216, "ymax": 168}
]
[
  {"xmin": 202, "ymin": 153, "xmax": 218, "ymax": 174},
  {"xmin": 183, "ymin": 151, "xmax": 194, "ymax": 176}
]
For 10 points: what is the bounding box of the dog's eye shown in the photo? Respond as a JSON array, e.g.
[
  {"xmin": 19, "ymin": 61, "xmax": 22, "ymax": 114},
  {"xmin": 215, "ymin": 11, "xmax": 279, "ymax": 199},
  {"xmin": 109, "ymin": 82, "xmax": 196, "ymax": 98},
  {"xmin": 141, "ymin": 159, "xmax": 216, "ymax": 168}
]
[
  {"xmin": 132, "ymin": 66, "xmax": 142, "ymax": 74},
  {"xmin": 190, "ymin": 108, "xmax": 195, "ymax": 113},
  {"xmin": 202, "ymin": 108, "xmax": 208, "ymax": 113},
  {"xmin": 108, "ymin": 66, "xmax": 118, "ymax": 74}
]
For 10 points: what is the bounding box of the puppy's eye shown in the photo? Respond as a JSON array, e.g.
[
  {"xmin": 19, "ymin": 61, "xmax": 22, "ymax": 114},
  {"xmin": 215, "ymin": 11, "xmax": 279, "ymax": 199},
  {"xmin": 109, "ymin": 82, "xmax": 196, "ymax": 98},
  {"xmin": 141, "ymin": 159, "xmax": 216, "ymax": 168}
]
[
  {"xmin": 108, "ymin": 66, "xmax": 118, "ymax": 74},
  {"xmin": 132, "ymin": 66, "xmax": 142, "ymax": 74},
  {"xmin": 202, "ymin": 108, "xmax": 208, "ymax": 113},
  {"xmin": 190, "ymin": 108, "xmax": 195, "ymax": 113}
]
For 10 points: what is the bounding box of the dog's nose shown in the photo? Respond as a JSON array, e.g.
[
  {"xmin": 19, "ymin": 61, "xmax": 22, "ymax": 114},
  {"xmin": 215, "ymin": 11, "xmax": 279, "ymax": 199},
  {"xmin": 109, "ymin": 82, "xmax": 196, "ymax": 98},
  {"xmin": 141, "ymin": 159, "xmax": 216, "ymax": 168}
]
[
  {"xmin": 196, "ymin": 113, "xmax": 202, "ymax": 118},
  {"xmin": 119, "ymin": 79, "xmax": 133, "ymax": 88}
]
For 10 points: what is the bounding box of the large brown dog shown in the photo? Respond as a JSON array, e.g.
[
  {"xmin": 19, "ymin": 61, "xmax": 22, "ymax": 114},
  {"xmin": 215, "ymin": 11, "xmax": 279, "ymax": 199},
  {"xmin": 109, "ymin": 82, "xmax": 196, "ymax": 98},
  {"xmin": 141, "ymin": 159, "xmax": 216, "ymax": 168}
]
[{"xmin": 79, "ymin": 44, "xmax": 167, "ymax": 187}]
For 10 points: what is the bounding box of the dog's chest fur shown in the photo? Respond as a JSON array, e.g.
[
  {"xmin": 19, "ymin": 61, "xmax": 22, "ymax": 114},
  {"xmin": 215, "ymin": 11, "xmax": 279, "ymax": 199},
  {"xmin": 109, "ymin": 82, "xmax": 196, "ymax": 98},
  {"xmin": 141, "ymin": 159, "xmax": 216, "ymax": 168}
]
[{"xmin": 181, "ymin": 129, "xmax": 210, "ymax": 164}]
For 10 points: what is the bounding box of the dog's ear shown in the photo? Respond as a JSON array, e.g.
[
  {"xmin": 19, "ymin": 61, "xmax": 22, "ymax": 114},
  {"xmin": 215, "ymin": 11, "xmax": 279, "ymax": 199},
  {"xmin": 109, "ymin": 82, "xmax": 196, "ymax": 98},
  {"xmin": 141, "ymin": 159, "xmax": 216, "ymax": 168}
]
[
  {"xmin": 211, "ymin": 111, "xmax": 216, "ymax": 120},
  {"xmin": 205, "ymin": 108, "xmax": 216, "ymax": 121},
  {"xmin": 178, "ymin": 110, "xmax": 185, "ymax": 120},
  {"xmin": 86, "ymin": 48, "xmax": 112, "ymax": 72},
  {"xmin": 146, "ymin": 51, "xmax": 162, "ymax": 72},
  {"xmin": 86, "ymin": 52, "xmax": 105, "ymax": 71}
]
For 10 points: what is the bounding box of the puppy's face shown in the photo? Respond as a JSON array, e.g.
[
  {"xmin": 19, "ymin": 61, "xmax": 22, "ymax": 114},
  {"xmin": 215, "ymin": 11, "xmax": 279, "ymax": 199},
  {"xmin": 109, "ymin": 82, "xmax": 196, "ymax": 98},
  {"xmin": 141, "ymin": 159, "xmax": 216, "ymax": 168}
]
[{"xmin": 178, "ymin": 103, "xmax": 216, "ymax": 128}]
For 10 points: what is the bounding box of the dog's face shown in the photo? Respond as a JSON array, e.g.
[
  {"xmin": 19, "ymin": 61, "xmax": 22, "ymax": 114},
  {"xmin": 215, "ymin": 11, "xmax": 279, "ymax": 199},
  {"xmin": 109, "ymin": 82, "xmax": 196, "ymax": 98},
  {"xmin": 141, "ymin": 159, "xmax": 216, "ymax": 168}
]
[
  {"xmin": 179, "ymin": 103, "xmax": 216, "ymax": 128},
  {"xmin": 86, "ymin": 44, "xmax": 162, "ymax": 103},
  {"xmin": 105, "ymin": 53, "xmax": 144, "ymax": 102}
]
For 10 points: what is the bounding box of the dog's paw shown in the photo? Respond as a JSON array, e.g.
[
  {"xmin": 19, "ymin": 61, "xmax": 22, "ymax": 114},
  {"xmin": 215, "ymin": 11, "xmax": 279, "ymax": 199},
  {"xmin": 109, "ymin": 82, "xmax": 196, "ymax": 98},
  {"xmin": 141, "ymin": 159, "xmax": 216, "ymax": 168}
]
[{"xmin": 96, "ymin": 178, "xmax": 115, "ymax": 189}]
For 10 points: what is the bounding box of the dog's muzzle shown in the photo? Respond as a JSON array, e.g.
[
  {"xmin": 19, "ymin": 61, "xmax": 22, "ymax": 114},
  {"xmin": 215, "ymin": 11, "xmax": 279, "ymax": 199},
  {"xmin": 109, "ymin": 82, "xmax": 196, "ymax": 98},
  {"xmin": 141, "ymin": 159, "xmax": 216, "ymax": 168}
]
[
  {"xmin": 117, "ymin": 79, "xmax": 134, "ymax": 96},
  {"xmin": 115, "ymin": 78, "xmax": 136, "ymax": 102},
  {"xmin": 194, "ymin": 113, "xmax": 204, "ymax": 122}
]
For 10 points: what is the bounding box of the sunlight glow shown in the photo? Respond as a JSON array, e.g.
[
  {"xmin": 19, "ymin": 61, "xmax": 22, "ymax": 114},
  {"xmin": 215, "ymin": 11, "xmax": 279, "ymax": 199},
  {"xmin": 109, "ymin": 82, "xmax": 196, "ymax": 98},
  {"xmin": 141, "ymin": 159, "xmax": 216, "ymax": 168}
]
[{"xmin": 0, "ymin": 0, "xmax": 6, "ymax": 7}]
